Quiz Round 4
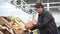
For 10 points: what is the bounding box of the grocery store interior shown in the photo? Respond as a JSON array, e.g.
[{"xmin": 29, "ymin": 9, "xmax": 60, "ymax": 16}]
[{"xmin": 0, "ymin": 0, "xmax": 60, "ymax": 34}]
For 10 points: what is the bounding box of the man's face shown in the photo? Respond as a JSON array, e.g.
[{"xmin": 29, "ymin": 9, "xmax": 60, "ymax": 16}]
[{"xmin": 35, "ymin": 7, "xmax": 43, "ymax": 13}]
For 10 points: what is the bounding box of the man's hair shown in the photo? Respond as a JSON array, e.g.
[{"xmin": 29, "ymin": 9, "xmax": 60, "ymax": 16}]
[{"xmin": 34, "ymin": 3, "xmax": 44, "ymax": 8}]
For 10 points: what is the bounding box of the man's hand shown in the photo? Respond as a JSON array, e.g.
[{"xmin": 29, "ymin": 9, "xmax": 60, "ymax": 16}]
[{"xmin": 25, "ymin": 21, "xmax": 36, "ymax": 29}]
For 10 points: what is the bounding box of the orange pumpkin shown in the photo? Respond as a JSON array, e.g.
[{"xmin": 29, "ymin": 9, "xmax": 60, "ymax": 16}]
[{"xmin": 25, "ymin": 23, "xmax": 34, "ymax": 29}]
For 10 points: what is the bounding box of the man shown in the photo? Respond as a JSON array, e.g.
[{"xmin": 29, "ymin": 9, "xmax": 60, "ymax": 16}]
[{"xmin": 25, "ymin": 3, "xmax": 58, "ymax": 34}]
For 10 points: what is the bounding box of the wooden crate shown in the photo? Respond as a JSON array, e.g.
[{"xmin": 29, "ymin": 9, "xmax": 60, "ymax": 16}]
[{"xmin": 0, "ymin": 16, "xmax": 29, "ymax": 34}]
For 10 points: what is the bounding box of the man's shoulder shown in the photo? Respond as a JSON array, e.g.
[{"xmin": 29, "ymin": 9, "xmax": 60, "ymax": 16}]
[
  {"xmin": 42, "ymin": 10, "xmax": 53, "ymax": 17},
  {"xmin": 42, "ymin": 10, "xmax": 50, "ymax": 15}
]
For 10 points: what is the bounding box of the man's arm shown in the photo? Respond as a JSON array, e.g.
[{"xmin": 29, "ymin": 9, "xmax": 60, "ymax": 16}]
[{"xmin": 32, "ymin": 12, "xmax": 53, "ymax": 29}]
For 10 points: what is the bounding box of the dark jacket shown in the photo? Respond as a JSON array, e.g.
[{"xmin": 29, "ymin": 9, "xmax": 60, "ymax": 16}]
[{"xmin": 32, "ymin": 9, "xmax": 58, "ymax": 34}]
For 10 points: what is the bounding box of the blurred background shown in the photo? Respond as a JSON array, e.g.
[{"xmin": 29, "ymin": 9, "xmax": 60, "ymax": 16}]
[
  {"xmin": 0, "ymin": 0, "xmax": 60, "ymax": 34},
  {"xmin": 0, "ymin": 0, "xmax": 59, "ymax": 26}
]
